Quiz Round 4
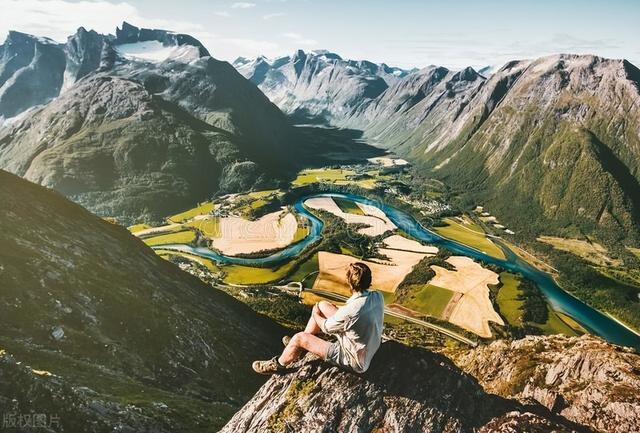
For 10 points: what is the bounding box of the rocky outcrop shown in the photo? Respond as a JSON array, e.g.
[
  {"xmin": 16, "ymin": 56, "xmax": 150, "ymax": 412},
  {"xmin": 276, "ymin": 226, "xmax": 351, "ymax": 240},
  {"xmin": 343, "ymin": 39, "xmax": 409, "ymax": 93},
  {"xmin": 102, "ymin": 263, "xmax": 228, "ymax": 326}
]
[
  {"xmin": 454, "ymin": 335, "xmax": 640, "ymax": 433},
  {"xmin": 219, "ymin": 341, "xmax": 587, "ymax": 433},
  {"xmin": 63, "ymin": 27, "xmax": 110, "ymax": 89}
]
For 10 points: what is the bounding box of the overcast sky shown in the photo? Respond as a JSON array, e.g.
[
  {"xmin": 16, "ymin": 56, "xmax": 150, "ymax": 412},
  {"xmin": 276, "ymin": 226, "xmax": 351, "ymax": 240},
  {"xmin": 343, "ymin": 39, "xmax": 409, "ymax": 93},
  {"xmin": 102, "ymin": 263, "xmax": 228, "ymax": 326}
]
[{"xmin": 0, "ymin": 0, "xmax": 638, "ymax": 69}]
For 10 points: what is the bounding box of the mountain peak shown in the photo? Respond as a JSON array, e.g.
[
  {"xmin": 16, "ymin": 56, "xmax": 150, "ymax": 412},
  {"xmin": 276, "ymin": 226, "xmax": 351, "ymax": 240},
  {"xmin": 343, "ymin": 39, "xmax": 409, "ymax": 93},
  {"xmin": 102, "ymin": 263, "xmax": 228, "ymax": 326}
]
[
  {"xmin": 114, "ymin": 21, "xmax": 210, "ymax": 58},
  {"xmin": 4, "ymin": 30, "xmax": 57, "ymax": 46}
]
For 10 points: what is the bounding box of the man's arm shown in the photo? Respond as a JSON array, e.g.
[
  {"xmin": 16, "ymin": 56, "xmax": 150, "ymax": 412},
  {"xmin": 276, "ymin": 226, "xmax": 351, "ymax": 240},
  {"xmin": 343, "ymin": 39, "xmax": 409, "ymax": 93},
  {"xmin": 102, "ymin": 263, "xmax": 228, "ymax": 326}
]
[
  {"xmin": 312, "ymin": 303, "xmax": 327, "ymax": 330},
  {"xmin": 316, "ymin": 302, "xmax": 353, "ymax": 334}
]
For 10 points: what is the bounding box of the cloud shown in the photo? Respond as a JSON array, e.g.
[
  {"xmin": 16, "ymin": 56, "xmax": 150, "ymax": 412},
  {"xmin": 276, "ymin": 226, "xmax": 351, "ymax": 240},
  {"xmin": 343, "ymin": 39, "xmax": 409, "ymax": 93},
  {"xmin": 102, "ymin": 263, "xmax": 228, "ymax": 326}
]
[
  {"xmin": 263, "ymin": 12, "xmax": 285, "ymax": 20},
  {"xmin": 282, "ymin": 32, "xmax": 317, "ymax": 46},
  {"xmin": 231, "ymin": 2, "xmax": 256, "ymax": 9},
  {"xmin": 0, "ymin": 0, "xmax": 205, "ymax": 43},
  {"xmin": 213, "ymin": 11, "xmax": 231, "ymax": 17}
]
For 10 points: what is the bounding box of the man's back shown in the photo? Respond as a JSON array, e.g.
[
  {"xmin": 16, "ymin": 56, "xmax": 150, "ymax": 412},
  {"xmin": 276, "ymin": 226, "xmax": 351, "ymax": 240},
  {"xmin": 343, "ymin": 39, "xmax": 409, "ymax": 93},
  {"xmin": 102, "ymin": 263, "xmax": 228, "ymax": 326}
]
[{"xmin": 322, "ymin": 290, "xmax": 385, "ymax": 373}]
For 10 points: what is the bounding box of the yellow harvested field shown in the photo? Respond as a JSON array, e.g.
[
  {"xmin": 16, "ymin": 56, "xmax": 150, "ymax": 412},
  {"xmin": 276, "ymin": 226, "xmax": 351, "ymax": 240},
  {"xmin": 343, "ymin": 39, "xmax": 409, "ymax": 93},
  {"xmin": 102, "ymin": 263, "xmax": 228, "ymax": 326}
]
[
  {"xmin": 430, "ymin": 256, "xmax": 503, "ymax": 338},
  {"xmin": 185, "ymin": 217, "xmax": 221, "ymax": 237},
  {"xmin": 210, "ymin": 209, "xmax": 298, "ymax": 256},
  {"xmin": 128, "ymin": 223, "xmax": 151, "ymax": 233},
  {"xmin": 304, "ymin": 197, "xmax": 396, "ymax": 236},
  {"xmin": 367, "ymin": 157, "xmax": 409, "ymax": 167},
  {"xmin": 433, "ymin": 217, "xmax": 505, "ymax": 259},
  {"xmin": 133, "ymin": 223, "xmax": 182, "ymax": 237},
  {"xmin": 538, "ymin": 236, "xmax": 622, "ymax": 267},
  {"xmin": 312, "ymin": 251, "xmax": 426, "ymax": 296},
  {"xmin": 383, "ymin": 234, "xmax": 438, "ymax": 254},
  {"xmin": 169, "ymin": 202, "xmax": 215, "ymax": 223},
  {"xmin": 292, "ymin": 168, "xmax": 356, "ymax": 186}
]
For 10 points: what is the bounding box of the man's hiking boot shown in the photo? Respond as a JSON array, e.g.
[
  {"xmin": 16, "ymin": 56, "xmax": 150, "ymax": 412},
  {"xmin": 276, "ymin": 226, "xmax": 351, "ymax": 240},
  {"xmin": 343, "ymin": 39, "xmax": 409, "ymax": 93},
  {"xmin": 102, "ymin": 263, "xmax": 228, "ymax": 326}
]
[
  {"xmin": 252, "ymin": 356, "xmax": 286, "ymax": 375},
  {"xmin": 282, "ymin": 335, "xmax": 291, "ymax": 346}
]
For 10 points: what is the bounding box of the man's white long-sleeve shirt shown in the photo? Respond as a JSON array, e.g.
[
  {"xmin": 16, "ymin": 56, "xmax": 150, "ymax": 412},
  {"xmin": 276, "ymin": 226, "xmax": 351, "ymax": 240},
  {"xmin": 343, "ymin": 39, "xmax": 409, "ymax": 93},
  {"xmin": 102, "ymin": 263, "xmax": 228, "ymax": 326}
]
[{"xmin": 320, "ymin": 290, "xmax": 385, "ymax": 373}]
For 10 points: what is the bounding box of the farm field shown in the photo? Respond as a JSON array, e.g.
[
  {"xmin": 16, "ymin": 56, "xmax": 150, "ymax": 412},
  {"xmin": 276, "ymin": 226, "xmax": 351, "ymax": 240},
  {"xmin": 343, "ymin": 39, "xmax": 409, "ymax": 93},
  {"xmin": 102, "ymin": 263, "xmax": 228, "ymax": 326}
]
[
  {"xmin": 210, "ymin": 210, "xmax": 298, "ymax": 256},
  {"xmin": 169, "ymin": 202, "xmax": 215, "ymax": 223},
  {"xmin": 128, "ymin": 223, "xmax": 151, "ymax": 233},
  {"xmin": 333, "ymin": 197, "xmax": 365, "ymax": 215},
  {"xmin": 143, "ymin": 230, "xmax": 196, "ymax": 247},
  {"xmin": 433, "ymin": 217, "xmax": 505, "ymax": 259},
  {"xmin": 185, "ymin": 217, "xmax": 221, "ymax": 237},
  {"xmin": 400, "ymin": 284, "xmax": 455, "ymax": 318},
  {"xmin": 304, "ymin": 196, "xmax": 396, "ymax": 236},
  {"xmin": 429, "ymin": 256, "xmax": 503, "ymax": 338},
  {"xmin": 312, "ymin": 251, "xmax": 424, "ymax": 296},
  {"xmin": 538, "ymin": 235, "xmax": 622, "ymax": 267},
  {"xmin": 495, "ymin": 272, "xmax": 524, "ymax": 325},
  {"xmin": 223, "ymin": 261, "xmax": 297, "ymax": 285},
  {"xmin": 292, "ymin": 168, "xmax": 356, "ymax": 186}
]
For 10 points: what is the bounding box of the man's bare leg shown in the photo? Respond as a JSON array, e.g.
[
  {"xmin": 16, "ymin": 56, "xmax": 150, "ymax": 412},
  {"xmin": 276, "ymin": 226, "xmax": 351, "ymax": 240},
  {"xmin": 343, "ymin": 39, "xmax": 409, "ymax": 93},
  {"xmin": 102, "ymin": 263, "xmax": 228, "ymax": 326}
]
[
  {"xmin": 280, "ymin": 301, "xmax": 338, "ymax": 365},
  {"xmin": 253, "ymin": 301, "xmax": 339, "ymax": 373},
  {"xmin": 278, "ymin": 332, "xmax": 331, "ymax": 365}
]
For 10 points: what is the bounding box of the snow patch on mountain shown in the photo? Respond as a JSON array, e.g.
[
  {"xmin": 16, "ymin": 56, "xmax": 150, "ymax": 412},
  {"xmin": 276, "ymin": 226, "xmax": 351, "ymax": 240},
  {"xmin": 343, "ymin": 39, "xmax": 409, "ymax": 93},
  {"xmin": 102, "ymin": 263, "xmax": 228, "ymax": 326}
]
[{"xmin": 116, "ymin": 41, "xmax": 200, "ymax": 63}]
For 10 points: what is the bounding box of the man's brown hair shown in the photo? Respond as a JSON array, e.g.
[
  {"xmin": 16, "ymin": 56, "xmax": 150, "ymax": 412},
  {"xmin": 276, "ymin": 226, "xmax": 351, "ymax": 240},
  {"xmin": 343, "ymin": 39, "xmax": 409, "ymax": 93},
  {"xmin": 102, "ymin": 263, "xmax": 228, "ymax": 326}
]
[{"xmin": 346, "ymin": 262, "xmax": 372, "ymax": 292}]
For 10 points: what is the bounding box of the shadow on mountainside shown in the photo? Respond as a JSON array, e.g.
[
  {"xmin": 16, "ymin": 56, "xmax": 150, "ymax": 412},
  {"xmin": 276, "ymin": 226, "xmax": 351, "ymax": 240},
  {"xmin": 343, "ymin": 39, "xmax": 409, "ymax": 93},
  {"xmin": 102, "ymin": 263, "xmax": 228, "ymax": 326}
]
[
  {"xmin": 293, "ymin": 124, "xmax": 387, "ymax": 168},
  {"xmin": 219, "ymin": 341, "xmax": 591, "ymax": 433}
]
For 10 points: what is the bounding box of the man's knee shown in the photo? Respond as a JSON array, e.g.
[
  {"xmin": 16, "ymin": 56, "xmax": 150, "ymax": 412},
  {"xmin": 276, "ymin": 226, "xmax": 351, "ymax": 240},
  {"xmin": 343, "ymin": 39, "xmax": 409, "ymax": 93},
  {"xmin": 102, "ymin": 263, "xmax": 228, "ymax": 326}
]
[
  {"xmin": 317, "ymin": 300, "xmax": 337, "ymax": 317},
  {"xmin": 318, "ymin": 300, "xmax": 333, "ymax": 310},
  {"xmin": 290, "ymin": 332, "xmax": 307, "ymax": 347}
]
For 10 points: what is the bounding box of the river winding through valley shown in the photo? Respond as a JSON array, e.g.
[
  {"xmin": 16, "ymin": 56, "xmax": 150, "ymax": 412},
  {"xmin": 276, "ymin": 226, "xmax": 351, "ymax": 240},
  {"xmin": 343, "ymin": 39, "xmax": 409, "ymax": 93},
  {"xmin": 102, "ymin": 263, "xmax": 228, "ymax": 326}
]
[{"xmin": 157, "ymin": 192, "xmax": 640, "ymax": 350}]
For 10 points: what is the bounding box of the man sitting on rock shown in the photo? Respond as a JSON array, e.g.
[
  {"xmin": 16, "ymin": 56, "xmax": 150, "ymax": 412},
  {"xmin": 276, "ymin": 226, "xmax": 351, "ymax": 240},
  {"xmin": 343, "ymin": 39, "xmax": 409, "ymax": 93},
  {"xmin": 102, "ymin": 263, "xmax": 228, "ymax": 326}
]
[{"xmin": 253, "ymin": 262, "xmax": 385, "ymax": 375}]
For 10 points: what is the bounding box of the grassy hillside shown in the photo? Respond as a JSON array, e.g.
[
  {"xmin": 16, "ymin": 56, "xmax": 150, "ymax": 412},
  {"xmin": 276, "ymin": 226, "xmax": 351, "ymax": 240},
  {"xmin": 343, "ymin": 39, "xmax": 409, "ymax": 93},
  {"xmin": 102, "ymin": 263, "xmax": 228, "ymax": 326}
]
[{"xmin": 0, "ymin": 170, "xmax": 284, "ymax": 431}]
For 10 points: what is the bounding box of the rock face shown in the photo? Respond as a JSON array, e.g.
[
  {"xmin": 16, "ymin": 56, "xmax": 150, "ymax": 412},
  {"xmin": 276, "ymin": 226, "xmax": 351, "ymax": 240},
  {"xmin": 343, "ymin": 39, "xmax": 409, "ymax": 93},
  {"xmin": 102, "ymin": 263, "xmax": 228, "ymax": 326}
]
[
  {"xmin": 234, "ymin": 50, "xmax": 412, "ymax": 123},
  {"xmin": 63, "ymin": 27, "xmax": 111, "ymax": 89},
  {"xmin": 0, "ymin": 170, "xmax": 286, "ymax": 431},
  {"xmin": 219, "ymin": 341, "xmax": 588, "ymax": 433},
  {"xmin": 454, "ymin": 335, "xmax": 640, "ymax": 433},
  {"xmin": 0, "ymin": 23, "xmax": 296, "ymax": 221}
]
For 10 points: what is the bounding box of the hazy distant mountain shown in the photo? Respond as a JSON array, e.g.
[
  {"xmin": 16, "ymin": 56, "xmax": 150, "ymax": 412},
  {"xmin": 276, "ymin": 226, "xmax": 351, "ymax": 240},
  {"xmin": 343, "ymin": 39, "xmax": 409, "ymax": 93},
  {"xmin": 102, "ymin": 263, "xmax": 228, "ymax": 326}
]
[
  {"xmin": 234, "ymin": 50, "xmax": 413, "ymax": 122},
  {"xmin": 0, "ymin": 170, "xmax": 284, "ymax": 431},
  {"xmin": 246, "ymin": 48, "xmax": 640, "ymax": 241},
  {"xmin": 0, "ymin": 23, "xmax": 295, "ymax": 221}
]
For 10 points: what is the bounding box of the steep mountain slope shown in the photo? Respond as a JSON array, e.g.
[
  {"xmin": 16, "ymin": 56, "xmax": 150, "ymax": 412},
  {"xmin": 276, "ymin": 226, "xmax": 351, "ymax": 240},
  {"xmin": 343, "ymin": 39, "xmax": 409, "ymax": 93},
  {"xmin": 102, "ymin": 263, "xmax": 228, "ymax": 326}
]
[
  {"xmin": 0, "ymin": 74, "xmax": 242, "ymax": 221},
  {"xmin": 234, "ymin": 50, "xmax": 411, "ymax": 122},
  {"xmin": 220, "ymin": 336, "xmax": 639, "ymax": 433},
  {"xmin": 343, "ymin": 65, "xmax": 486, "ymax": 152},
  {"xmin": 0, "ymin": 170, "xmax": 285, "ymax": 431},
  {"xmin": 411, "ymin": 55, "xmax": 640, "ymax": 241},
  {"xmin": 0, "ymin": 23, "xmax": 296, "ymax": 221}
]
